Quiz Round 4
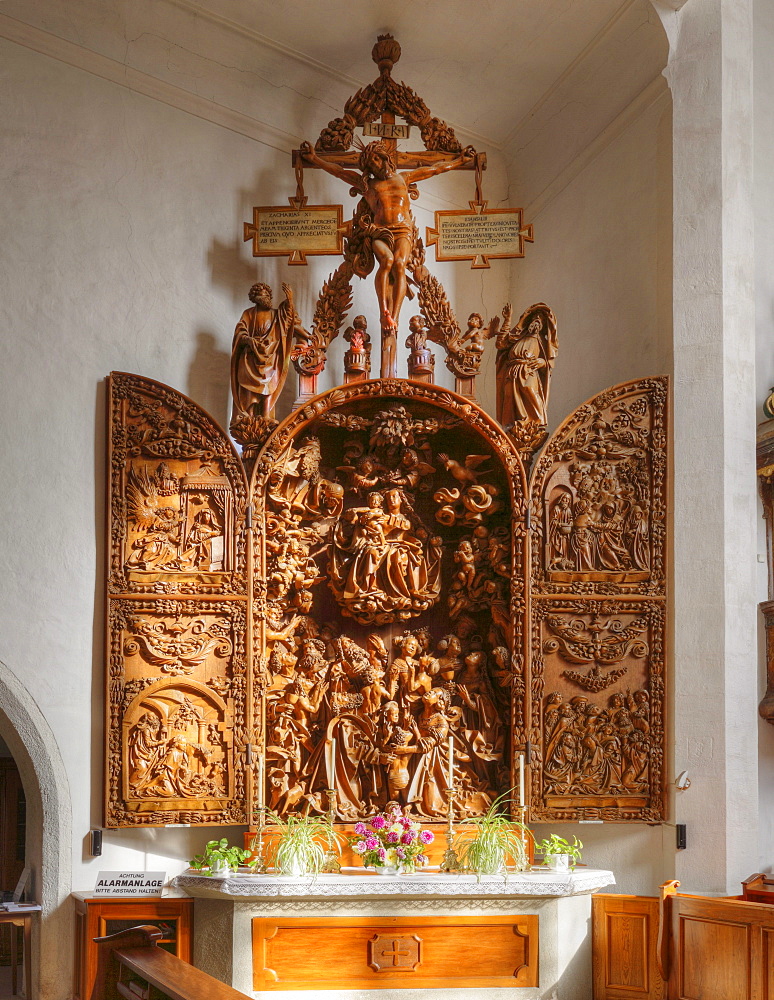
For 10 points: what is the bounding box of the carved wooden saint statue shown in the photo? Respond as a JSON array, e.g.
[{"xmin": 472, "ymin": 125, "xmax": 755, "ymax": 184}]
[
  {"xmin": 299, "ymin": 139, "xmax": 475, "ymax": 375},
  {"xmin": 230, "ymin": 281, "xmax": 310, "ymax": 442},
  {"xmin": 494, "ymin": 302, "xmax": 558, "ymax": 431}
]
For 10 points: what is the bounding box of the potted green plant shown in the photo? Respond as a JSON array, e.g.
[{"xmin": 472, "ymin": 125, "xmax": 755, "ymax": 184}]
[
  {"xmin": 454, "ymin": 793, "xmax": 532, "ymax": 876},
  {"xmin": 268, "ymin": 810, "xmax": 339, "ymax": 876},
  {"xmin": 534, "ymin": 833, "xmax": 583, "ymax": 872},
  {"xmin": 189, "ymin": 838, "xmax": 252, "ymax": 875}
]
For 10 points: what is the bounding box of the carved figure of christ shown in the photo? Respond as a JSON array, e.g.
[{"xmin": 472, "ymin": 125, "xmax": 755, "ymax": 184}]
[{"xmin": 299, "ymin": 140, "xmax": 475, "ymax": 376}]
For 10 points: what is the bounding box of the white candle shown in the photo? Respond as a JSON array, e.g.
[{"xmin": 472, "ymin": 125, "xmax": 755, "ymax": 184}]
[
  {"xmin": 448, "ymin": 735, "xmax": 454, "ymax": 788},
  {"xmin": 519, "ymin": 752, "xmax": 525, "ymax": 809},
  {"xmin": 330, "ymin": 736, "xmax": 336, "ymax": 788},
  {"xmin": 257, "ymin": 754, "xmax": 265, "ymax": 812}
]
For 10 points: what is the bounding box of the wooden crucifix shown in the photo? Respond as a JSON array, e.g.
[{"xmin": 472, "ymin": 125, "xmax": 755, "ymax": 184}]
[{"xmin": 294, "ymin": 114, "xmax": 484, "ymax": 379}]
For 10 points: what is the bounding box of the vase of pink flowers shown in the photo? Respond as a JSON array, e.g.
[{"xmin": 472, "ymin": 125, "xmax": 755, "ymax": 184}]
[{"xmin": 350, "ymin": 805, "xmax": 435, "ymax": 874}]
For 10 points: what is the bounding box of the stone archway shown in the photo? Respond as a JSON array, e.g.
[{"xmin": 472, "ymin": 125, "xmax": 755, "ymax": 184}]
[{"xmin": 0, "ymin": 658, "xmax": 72, "ymax": 1000}]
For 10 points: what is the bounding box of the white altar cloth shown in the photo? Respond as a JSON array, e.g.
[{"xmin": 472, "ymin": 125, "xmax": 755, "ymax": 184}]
[
  {"xmin": 174, "ymin": 866, "xmax": 614, "ymax": 901},
  {"xmin": 174, "ymin": 867, "xmax": 615, "ymax": 1000}
]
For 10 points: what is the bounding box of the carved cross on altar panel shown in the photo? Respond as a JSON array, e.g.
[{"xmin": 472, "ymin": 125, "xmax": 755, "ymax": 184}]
[{"xmin": 368, "ymin": 933, "xmax": 422, "ymax": 972}]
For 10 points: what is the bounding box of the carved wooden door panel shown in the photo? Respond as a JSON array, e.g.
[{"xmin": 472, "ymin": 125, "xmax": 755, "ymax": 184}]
[
  {"xmin": 250, "ymin": 380, "xmax": 528, "ymax": 823},
  {"xmin": 105, "ymin": 373, "xmax": 250, "ymax": 826},
  {"xmin": 528, "ymin": 377, "xmax": 668, "ymax": 822}
]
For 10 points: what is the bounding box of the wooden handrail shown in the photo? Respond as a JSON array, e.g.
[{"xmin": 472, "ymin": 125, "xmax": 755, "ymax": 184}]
[{"xmin": 91, "ymin": 925, "xmax": 248, "ymax": 1000}]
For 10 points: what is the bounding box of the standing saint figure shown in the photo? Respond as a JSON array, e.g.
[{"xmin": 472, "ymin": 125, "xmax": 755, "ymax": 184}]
[
  {"xmin": 230, "ymin": 281, "xmax": 310, "ymax": 428},
  {"xmin": 299, "ymin": 139, "xmax": 475, "ymax": 374},
  {"xmin": 493, "ymin": 302, "xmax": 558, "ymax": 428}
]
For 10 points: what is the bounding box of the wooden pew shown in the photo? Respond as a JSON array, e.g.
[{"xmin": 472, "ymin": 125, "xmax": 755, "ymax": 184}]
[
  {"xmin": 90, "ymin": 925, "xmax": 249, "ymax": 1000},
  {"xmin": 593, "ymin": 880, "xmax": 774, "ymax": 1000},
  {"xmin": 658, "ymin": 879, "xmax": 774, "ymax": 1000},
  {"xmin": 741, "ymin": 872, "xmax": 774, "ymax": 904}
]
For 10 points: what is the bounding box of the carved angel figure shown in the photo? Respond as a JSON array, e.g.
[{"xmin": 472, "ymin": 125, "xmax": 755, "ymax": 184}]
[
  {"xmin": 494, "ymin": 302, "xmax": 558, "ymax": 428},
  {"xmin": 124, "ymin": 466, "xmax": 184, "ymax": 571}
]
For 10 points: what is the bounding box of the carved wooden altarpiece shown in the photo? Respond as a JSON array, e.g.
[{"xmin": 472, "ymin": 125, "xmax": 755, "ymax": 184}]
[{"xmin": 104, "ymin": 36, "xmax": 668, "ymax": 830}]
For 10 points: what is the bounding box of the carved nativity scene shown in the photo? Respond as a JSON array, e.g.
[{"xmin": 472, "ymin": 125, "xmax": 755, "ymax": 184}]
[{"xmin": 105, "ymin": 36, "xmax": 668, "ymax": 838}]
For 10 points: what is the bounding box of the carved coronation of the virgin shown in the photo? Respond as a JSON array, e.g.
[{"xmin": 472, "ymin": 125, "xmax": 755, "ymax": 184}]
[{"xmin": 105, "ymin": 36, "xmax": 668, "ymax": 832}]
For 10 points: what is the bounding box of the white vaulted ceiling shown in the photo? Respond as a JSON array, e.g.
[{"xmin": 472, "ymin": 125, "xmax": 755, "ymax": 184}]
[{"xmin": 0, "ymin": 0, "xmax": 668, "ymax": 202}]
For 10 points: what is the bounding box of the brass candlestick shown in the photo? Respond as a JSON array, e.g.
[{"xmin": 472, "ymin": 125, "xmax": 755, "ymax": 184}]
[
  {"xmin": 251, "ymin": 805, "xmax": 268, "ymax": 874},
  {"xmin": 517, "ymin": 804, "xmax": 529, "ymax": 872},
  {"xmin": 320, "ymin": 788, "xmax": 341, "ymax": 874},
  {"xmin": 440, "ymin": 785, "xmax": 461, "ymax": 872}
]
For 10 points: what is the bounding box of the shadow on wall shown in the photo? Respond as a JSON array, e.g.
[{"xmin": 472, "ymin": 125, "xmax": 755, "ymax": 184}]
[
  {"xmin": 0, "ymin": 658, "xmax": 72, "ymax": 1000},
  {"xmin": 188, "ymin": 331, "xmax": 231, "ymax": 431}
]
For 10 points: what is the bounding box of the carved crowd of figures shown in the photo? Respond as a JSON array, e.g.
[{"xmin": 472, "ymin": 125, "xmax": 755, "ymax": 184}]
[
  {"xmin": 264, "ymin": 621, "xmax": 510, "ymax": 820},
  {"xmin": 543, "ymin": 397, "xmax": 654, "ymax": 580},
  {"xmin": 542, "ymin": 689, "xmax": 651, "ymax": 796},
  {"xmin": 258, "ymin": 404, "xmax": 513, "ymax": 820}
]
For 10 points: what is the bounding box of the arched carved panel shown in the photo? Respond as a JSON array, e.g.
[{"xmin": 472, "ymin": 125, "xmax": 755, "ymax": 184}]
[
  {"xmin": 528, "ymin": 378, "xmax": 668, "ymax": 822},
  {"xmin": 108, "ymin": 372, "xmax": 248, "ymax": 596},
  {"xmin": 106, "ymin": 374, "xmax": 249, "ymax": 827},
  {"xmin": 530, "ymin": 377, "xmax": 667, "ymax": 597},
  {"xmin": 250, "ymin": 380, "xmax": 528, "ymax": 823}
]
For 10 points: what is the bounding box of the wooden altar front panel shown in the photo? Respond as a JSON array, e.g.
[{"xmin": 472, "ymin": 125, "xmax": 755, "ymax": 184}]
[{"xmin": 252, "ymin": 914, "xmax": 538, "ymax": 990}]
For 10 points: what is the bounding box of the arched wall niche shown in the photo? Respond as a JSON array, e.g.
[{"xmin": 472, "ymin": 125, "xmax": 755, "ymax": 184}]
[
  {"xmin": 250, "ymin": 379, "xmax": 529, "ymax": 823},
  {"xmin": 0, "ymin": 657, "xmax": 72, "ymax": 1000}
]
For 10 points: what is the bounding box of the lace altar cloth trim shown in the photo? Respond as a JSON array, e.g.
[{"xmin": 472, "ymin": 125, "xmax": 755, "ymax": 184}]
[{"xmin": 173, "ymin": 867, "xmax": 615, "ymax": 899}]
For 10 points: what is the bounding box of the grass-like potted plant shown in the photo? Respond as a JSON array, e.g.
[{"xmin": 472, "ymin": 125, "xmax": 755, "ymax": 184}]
[
  {"xmin": 534, "ymin": 833, "xmax": 583, "ymax": 872},
  {"xmin": 454, "ymin": 793, "xmax": 532, "ymax": 876},
  {"xmin": 189, "ymin": 838, "xmax": 252, "ymax": 876},
  {"xmin": 268, "ymin": 810, "xmax": 339, "ymax": 876}
]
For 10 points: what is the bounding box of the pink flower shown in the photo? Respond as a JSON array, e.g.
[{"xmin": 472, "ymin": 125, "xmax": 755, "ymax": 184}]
[
  {"xmin": 416, "ymin": 854, "xmax": 428, "ymax": 866},
  {"xmin": 365, "ymin": 836, "xmax": 379, "ymax": 850},
  {"xmin": 400, "ymin": 817, "xmax": 411, "ymax": 829},
  {"xmin": 396, "ymin": 847, "xmax": 406, "ymax": 860},
  {"xmin": 354, "ymin": 822, "xmax": 366, "ymax": 835},
  {"xmin": 386, "ymin": 831, "xmax": 399, "ymax": 843},
  {"xmin": 419, "ymin": 830, "xmax": 434, "ymax": 844},
  {"xmin": 371, "ymin": 815, "xmax": 386, "ymax": 829},
  {"xmin": 353, "ymin": 841, "xmax": 367, "ymax": 854},
  {"xmin": 402, "ymin": 830, "xmax": 416, "ymax": 845},
  {"xmin": 377, "ymin": 847, "xmax": 386, "ymax": 862}
]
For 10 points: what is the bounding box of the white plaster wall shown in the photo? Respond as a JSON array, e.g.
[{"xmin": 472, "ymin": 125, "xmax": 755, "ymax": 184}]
[
  {"xmin": 0, "ymin": 17, "xmax": 672, "ymax": 925},
  {"xmin": 754, "ymin": 0, "xmax": 774, "ymax": 872},
  {"xmin": 508, "ymin": 89, "xmax": 674, "ymax": 895},
  {"xmin": 0, "ymin": 34, "xmax": 509, "ymax": 913}
]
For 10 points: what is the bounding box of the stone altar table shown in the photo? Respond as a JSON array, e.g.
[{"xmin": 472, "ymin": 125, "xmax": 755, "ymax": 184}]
[{"xmin": 174, "ymin": 868, "xmax": 614, "ymax": 1000}]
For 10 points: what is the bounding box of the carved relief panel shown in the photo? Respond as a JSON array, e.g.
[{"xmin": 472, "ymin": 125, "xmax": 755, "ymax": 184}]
[
  {"xmin": 530, "ymin": 599, "xmax": 665, "ymax": 821},
  {"xmin": 251, "ymin": 381, "xmax": 528, "ymax": 824},
  {"xmin": 531, "ymin": 378, "xmax": 667, "ymax": 597},
  {"xmin": 106, "ymin": 375, "xmax": 249, "ymax": 826},
  {"xmin": 529, "ymin": 378, "xmax": 667, "ymax": 822},
  {"xmin": 108, "ymin": 373, "xmax": 247, "ymax": 596}
]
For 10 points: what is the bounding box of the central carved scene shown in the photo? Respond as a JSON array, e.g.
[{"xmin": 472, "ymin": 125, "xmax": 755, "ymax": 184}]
[{"xmin": 257, "ymin": 389, "xmax": 525, "ymax": 822}]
